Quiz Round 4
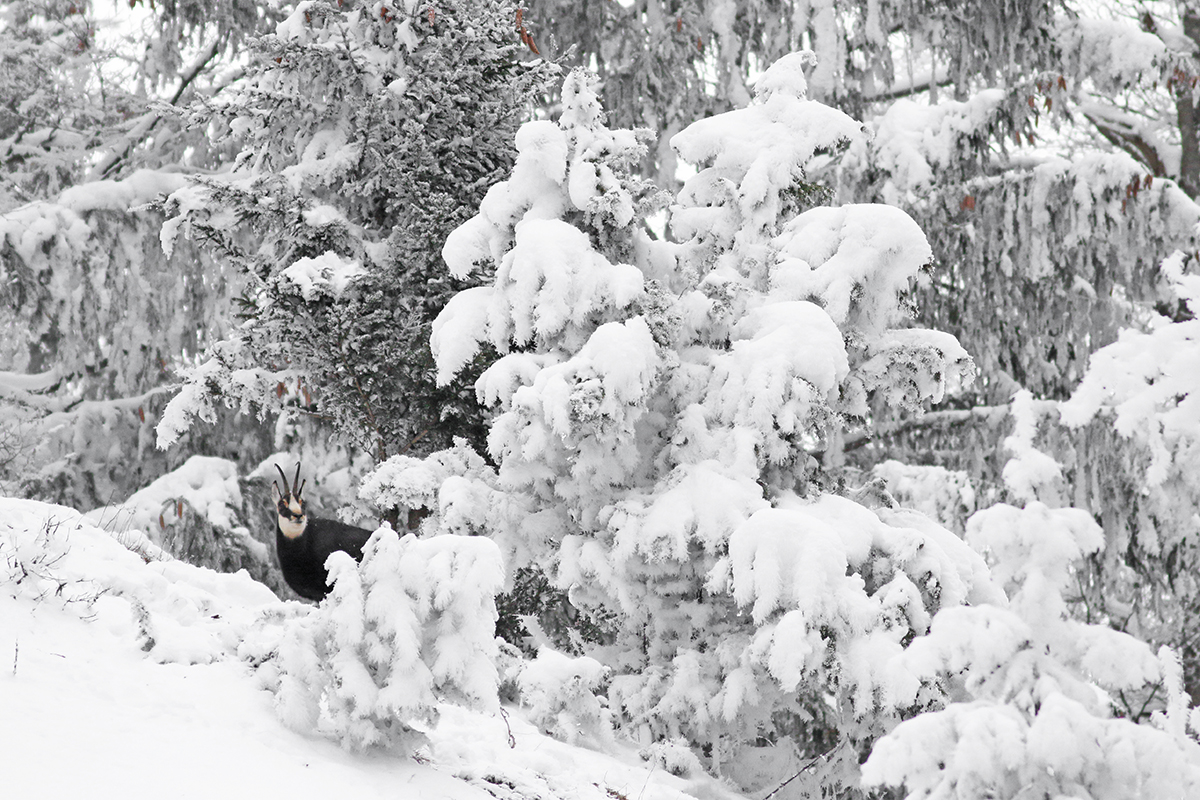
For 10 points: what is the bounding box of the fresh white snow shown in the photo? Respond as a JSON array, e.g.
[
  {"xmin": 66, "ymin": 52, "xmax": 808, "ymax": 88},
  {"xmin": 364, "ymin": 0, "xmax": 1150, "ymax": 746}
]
[{"xmin": 0, "ymin": 496, "xmax": 734, "ymax": 800}]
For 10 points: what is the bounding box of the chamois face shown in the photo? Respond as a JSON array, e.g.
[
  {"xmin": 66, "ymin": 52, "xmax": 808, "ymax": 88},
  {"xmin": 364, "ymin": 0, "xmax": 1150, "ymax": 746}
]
[{"xmin": 272, "ymin": 464, "xmax": 308, "ymax": 539}]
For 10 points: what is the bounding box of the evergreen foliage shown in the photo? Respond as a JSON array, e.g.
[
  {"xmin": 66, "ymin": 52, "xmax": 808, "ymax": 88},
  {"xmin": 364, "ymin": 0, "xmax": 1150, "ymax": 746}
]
[
  {"xmin": 394, "ymin": 59, "xmax": 990, "ymax": 791},
  {"xmin": 157, "ymin": 0, "xmax": 556, "ymax": 464},
  {"xmin": 0, "ymin": 0, "xmax": 283, "ymax": 507},
  {"xmin": 866, "ymin": 413, "xmax": 1200, "ymax": 798},
  {"xmin": 7, "ymin": 1, "xmax": 1200, "ymax": 796},
  {"xmin": 520, "ymin": 0, "xmax": 1200, "ymax": 702},
  {"xmin": 253, "ymin": 526, "xmax": 504, "ymax": 751}
]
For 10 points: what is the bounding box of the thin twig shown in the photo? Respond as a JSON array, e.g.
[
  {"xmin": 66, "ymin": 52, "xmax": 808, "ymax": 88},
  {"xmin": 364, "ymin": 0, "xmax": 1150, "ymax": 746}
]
[
  {"xmin": 762, "ymin": 740, "xmax": 845, "ymax": 800},
  {"xmin": 397, "ymin": 427, "xmax": 432, "ymax": 456},
  {"xmin": 1136, "ymin": 683, "xmax": 1161, "ymax": 721},
  {"xmin": 635, "ymin": 761, "xmax": 655, "ymax": 800},
  {"xmin": 498, "ymin": 706, "xmax": 516, "ymax": 749},
  {"xmin": 92, "ymin": 39, "xmax": 222, "ymax": 180}
]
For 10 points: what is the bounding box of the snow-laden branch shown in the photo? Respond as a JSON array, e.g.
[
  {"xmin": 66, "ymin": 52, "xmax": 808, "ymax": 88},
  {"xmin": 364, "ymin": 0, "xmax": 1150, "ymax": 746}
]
[
  {"xmin": 0, "ymin": 369, "xmax": 61, "ymax": 409},
  {"xmin": 41, "ymin": 384, "xmax": 180, "ymax": 423},
  {"xmin": 1081, "ymin": 101, "xmax": 1172, "ymax": 177},
  {"xmin": 0, "ymin": 366, "xmax": 179, "ymax": 421},
  {"xmin": 89, "ymin": 40, "xmax": 222, "ymax": 181},
  {"xmin": 861, "ymin": 65, "xmax": 952, "ymax": 103},
  {"xmin": 843, "ymin": 398, "xmax": 1066, "ymax": 454}
]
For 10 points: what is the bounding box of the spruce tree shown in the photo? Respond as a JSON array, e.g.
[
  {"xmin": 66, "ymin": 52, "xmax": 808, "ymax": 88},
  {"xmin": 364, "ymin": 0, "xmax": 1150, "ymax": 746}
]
[
  {"xmin": 0, "ymin": 0, "xmax": 278, "ymax": 507},
  {"xmin": 519, "ymin": 0, "xmax": 1200, "ymax": 700},
  {"xmin": 157, "ymin": 0, "xmax": 555, "ymax": 467},
  {"xmin": 405, "ymin": 58, "xmax": 991, "ymax": 792}
]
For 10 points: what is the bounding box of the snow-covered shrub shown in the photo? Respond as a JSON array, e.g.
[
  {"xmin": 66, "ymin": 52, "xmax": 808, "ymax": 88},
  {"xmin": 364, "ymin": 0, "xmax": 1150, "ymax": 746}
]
[
  {"xmin": 863, "ymin": 500, "xmax": 1200, "ymax": 798},
  {"xmin": 871, "ymin": 459, "xmax": 977, "ymax": 532},
  {"xmin": 82, "ymin": 454, "xmax": 288, "ymax": 592},
  {"xmin": 421, "ymin": 55, "xmax": 990, "ymax": 787},
  {"xmin": 517, "ymin": 648, "xmax": 612, "ymax": 744},
  {"xmin": 639, "ymin": 738, "xmax": 706, "ymax": 778},
  {"xmin": 1, "ymin": 497, "xmax": 279, "ymax": 664},
  {"xmin": 257, "ymin": 526, "xmax": 504, "ymax": 751}
]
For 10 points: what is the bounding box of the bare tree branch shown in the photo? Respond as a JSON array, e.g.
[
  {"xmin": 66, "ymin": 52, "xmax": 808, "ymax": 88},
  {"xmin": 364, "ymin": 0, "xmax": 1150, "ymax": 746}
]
[
  {"xmin": 844, "ymin": 403, "xmax": 1012, "ymax": 453},
  {"xmin": 89, "ymin": 40, "xmax": 221, "ymax": 181},
  {"xmin": 1083, "ymin": 111, "xmax": 1168, "ymax": 177}
]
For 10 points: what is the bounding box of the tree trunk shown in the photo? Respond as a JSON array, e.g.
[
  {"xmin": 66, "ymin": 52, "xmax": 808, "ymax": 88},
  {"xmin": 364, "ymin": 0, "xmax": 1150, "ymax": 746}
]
[{"xmin": 1177, "ymin": 12, "xmax": 1200, "ymax": 198}]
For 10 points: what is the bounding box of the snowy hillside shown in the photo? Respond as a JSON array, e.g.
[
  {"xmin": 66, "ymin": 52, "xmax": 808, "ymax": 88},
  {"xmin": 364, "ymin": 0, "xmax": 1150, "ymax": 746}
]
[
  {"xmin": 12, "ymin": 0, "xmax": 1200, "ymax": 795},
  {"xmin": 0, "ymin": 497, "xmax": 728, "ymax": 800}
]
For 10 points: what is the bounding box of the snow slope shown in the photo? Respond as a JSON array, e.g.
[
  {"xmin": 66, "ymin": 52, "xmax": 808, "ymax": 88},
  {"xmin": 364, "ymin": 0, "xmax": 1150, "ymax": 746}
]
[{"xmin": 0, "ymin": 497, "xmax": 725, "ymax": 800}]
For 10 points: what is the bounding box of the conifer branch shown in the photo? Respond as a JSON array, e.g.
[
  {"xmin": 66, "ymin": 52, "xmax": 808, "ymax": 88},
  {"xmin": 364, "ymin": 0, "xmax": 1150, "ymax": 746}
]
[
  {"xmin": 41, "ymin": 384, "xmax": 181, "ymax": 422},
  {"xmin": 863, "ymin": 69, "xmax": 953, "ymax": 103}
]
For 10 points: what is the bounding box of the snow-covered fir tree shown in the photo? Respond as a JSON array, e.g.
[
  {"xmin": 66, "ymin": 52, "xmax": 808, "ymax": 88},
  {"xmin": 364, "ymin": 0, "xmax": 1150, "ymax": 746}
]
[
  {"xmin": 0, "ymin": 0, "xmax": 279, "ymax": 508},
  {"xmin": 864, "ymin": 501, "xmax": 1200, "ymax": 798},
  {"xmin": 520, "ymin": 0, "xmax": 1200, "ymax": 700},
  {"xmin": 865, "ymin": 412, "xmax": 1200, "ymax": 799},
  {"xmin": 155, "ymin": 0, "xmax": 555, "ymax": 467},
  {"xmin": 8, "ymin": 1, "xmax": 1200, "ymax": 795},
  {"xmin": 386, "ymin": 56, "xmax": 994, "ymax": 792}
]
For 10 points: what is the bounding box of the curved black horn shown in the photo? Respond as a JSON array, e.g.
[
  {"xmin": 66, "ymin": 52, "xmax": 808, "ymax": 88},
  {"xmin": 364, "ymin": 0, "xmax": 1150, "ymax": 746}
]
[
  {"xmin": 292, "ymin": 463, "xmax": 302, "ymax": 497},
  {"xmin": 275, "ymin": 464, "xmax": 290, "ymax": 497}
]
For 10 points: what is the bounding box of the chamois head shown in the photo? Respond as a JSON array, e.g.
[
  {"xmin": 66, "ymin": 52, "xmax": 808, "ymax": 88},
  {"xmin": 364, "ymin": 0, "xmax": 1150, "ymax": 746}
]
[{"xmin": 271, "ymin": 463, "xmax": 308, "ymax": 539}]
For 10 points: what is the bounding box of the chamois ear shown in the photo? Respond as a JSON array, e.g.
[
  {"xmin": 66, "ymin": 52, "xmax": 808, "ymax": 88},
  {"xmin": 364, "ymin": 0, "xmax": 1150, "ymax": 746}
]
[{"xmin": 271, "ymin": 481, "xmax": 282, "ymax": 504}]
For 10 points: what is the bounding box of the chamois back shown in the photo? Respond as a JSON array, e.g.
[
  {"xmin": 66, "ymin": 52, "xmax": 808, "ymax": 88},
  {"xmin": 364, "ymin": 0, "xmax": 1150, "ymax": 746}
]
[{"xmin": 271, "ymin": 463, "xmax": 374, "ymax": 601}]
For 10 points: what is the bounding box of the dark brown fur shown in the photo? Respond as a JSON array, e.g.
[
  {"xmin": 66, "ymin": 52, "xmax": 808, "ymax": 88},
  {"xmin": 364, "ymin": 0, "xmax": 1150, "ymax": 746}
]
[{"xmin": 272, "ymin": 464, "xmax": 374, "ymax": 601}]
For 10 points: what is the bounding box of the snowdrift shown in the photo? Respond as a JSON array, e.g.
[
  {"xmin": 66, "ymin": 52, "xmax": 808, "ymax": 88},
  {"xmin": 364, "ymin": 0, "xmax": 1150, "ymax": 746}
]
[{"xmin": 0, "ymin": 497, "xmax": 727, "ymax": 800}]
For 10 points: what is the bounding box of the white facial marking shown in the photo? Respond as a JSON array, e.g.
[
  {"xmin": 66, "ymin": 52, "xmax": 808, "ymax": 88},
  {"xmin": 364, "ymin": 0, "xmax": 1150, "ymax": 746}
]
[{"xmin": 278, "ymin": 514, "xmax": 307, "ymax": 539}]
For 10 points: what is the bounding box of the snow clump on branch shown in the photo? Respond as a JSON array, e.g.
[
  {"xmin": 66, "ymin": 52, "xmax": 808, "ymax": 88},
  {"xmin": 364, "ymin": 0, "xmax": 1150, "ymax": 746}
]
[{"xmin": 401, "ymin": 54, "xmax": 989, "ymax": 790}]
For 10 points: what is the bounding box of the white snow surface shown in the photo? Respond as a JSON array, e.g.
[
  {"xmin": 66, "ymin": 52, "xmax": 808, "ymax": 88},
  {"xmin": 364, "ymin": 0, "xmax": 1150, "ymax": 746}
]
[
  {"xmin": 0, "ymin": 496, "xmax": 730, "ymax": 800},
  {"xmin": 280, "ymin": 251, "xmax": 366, "ymax": 301},
  {"xmin": 83, "ymin": 454, "xmax": 244, "ymax": 541},
  {"xmin": 1062, "ymin": 251, "xmax": 1200, "ymax": 489},
  {"xmin": 517, "ymin": 648, "xmax": 613, "ymax": 745}
]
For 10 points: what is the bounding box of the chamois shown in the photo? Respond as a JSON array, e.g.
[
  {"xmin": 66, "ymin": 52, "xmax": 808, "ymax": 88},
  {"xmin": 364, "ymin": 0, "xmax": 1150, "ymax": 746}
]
[{"xmin": 271, "ymin": 463, "xmax": 374, "ymax": 601}]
